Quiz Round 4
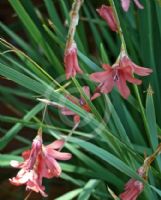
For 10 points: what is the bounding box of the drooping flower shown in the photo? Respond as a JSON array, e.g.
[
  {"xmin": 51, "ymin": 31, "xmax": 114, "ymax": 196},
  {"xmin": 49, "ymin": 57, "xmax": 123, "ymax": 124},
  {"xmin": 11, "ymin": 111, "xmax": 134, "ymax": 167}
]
[
  {"xmin": 90, "ymin": 51, "xmax": 152, "ymax": 99},
  {"xmin": 64, "ymin": 41, "xmax": 83, "ymax": 80},
  {"xmin": 60, "ymin": 86, "xmax": 98, "ymax": 124},
  {"xmin": 39, "ymin": 140, "xmax": 72, "ymax": 179},
  {"xmin": 96, "ymin": 5, "xmax": 118, "ymax": 32},
  {"xmin": 9, "ymin": 131, "xmax": 47, "ymax": 197},
  {"xmin": 119, "ymin": 167, "xmax": 144, "ymax": 200},
  {"xmin": 9, "ymin": 129, "xmax": 72, "ymax": 197},
  {"xmin": 10, "ymin": 166, "xmax": 47, "ymax": 197},
  {"xmin": 121, "ymin": 0, "xmax": 144, "ymax": 12}
]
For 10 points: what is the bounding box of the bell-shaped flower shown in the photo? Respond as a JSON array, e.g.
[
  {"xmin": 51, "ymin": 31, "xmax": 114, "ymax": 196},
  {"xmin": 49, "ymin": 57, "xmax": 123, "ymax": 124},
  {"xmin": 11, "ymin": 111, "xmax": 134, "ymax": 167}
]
[
  {"xmin": 121, "ymin": 0, "xmax": 144, "ymax": 12},
  {"xmin": 119, "ymin": 167, "xmax": 144, "ymax": 200},
  {"xmin": 90, "ymin": 51, "xmax": 152, "ymax": 99},
  {"xmin": 10, "ymin": 167, "xmax": 47, "ymax": 197},
  {"xmin": 39, "ymin": 140, "xmax": 72, "ymax": 179},
  {"xmin": 97, "ymin": 5, "xmax": 118, "ymax": 32},
  {"xmin": 64, "ymin": 41, "xmax": 83, "ymax": 80},
  {"xmin": 9, "ymin": 130, "xmax": 71, "ymax": 197}
]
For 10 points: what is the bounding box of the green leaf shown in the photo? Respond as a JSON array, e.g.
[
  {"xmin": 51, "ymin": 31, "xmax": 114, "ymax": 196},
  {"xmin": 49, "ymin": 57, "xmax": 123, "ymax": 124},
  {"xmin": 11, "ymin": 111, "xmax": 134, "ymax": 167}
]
[
  {"xmin": 0, "ymin": 154, "xmax": 23, "ymax": 167},
  {"xmin": 69, "ymin": 137, "xmax": 141, "ymax": 181},
  {"xmin": 78, "ymin": 179, "xmax": 99, "ymax": 200},
  {"xmin": 150, "ymin": 185, "xmax": 161, "ymax": 197},
  {"xmin": 146, "ymin": 86, "xmax": 158, "ymax": 150},
  {"xmin": 0, "ymin": 103, "xmax": 44, "ymax": 150},
  {"xmin": 55, "ymin": 188, "xmax": 82, "ymax": 200}
]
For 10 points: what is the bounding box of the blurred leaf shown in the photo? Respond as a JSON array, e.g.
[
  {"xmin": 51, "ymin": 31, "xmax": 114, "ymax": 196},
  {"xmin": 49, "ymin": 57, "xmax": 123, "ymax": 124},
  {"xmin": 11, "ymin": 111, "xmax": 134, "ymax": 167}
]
[{"xmin": 0, "ymin": 154, "xmax": 22, "ymax": 167}]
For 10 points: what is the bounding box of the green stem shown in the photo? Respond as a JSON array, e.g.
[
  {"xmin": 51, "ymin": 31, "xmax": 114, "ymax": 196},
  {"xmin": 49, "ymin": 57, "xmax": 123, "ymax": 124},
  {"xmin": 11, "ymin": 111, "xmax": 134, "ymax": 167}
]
[
  {"xmin": 109, "ymin": 0, "xmax": 150, "ymax": 139},
  {"xmin": 108, "ymin": 0, "xmax": 126, "ymax": 51},
  {"xmin": 133, "ymin": 85, "xmax": 150, "ymax": 136},
  {"xmin": 65, "ymin": 0, "xmax": 84, "ymax": 49}
]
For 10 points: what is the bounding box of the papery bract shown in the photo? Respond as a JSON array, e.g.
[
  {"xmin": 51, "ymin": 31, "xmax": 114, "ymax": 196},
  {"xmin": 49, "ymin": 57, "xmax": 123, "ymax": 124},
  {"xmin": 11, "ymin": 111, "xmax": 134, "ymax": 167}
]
[
  {"xmin": 90, "ymin": 52, "xmax": 152, "ymax": 99},
  {"xmin": 97, "ymin": 5, "xmax": 118, "ymax": 32},
  {"xmin": 121, "ymin": 0, "xmax": 144, "ymax": 12},
  {"xmin": 64, "ymin": 41, "xmax": 83, "ymax": 80}
]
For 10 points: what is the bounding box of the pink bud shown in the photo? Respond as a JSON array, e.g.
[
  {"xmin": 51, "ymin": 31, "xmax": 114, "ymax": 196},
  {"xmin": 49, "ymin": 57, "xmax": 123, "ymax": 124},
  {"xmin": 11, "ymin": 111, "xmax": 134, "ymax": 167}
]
[
  {"xmin": 64, "ymin": 42, "xmax": 83, "ymax": 80},
  {"xmin": 97, "ymin": 5, "xmax": 118, "ymax": 32},
  {"xmin": 119, "ymin": 167, "xmax": 144, "ymax": 200}
]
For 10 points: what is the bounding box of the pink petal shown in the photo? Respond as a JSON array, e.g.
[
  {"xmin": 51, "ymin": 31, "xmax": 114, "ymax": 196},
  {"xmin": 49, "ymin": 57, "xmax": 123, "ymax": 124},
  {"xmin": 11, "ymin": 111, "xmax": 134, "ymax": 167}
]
[
  {"xmin": 9, "ymin": 169, "xmax": 30, "ymax": 185},
  {"xmin": 83, "ymin": 86, "xmax": 90, "ymax": 98},
  {"xmin": 102, "ymin": 64, "xmax": 112, "ymax": 71},
  {"xmin": 94, "ymin": 70, "xmax": 115, "ymax": 94},
  {"xmin": 46, "ymin": 140, "xmax": 65, "ymax": 150},
  {"xmin": 72, "ymin": 47, "xmax": 83, "ymax": 74},
  {"xmin": 97, "ymin": 5, "xmax": 118, "ymax": 32},
  {"xmin": 133, "ymin": 65, "xmax": 153, "ymax": 76},
  {"xmin": 44, "ymin": 157, "xmax": 62, "ymax": 178},
  {"xmin": 91, "ymin": 92, "xmax": 101, "ymax": 101},
  {"xmin": 27, "ymin": 181, "xmax": 48, "ymax": 197},
  {"xmin": 22, "ymin": 150, "xmax": 31, "ymax": 160},
  {"xmin": 64, "ymin": 52, "xmax": 74, "ymax": 80},
  {"xmin": 120, "ymin": 182, "xmax": 142, "ymax": 200},
  {"xmin": 64, "ymin": 42, "xmax": 82, "ymax": 80},
  {"xmin": 90, "ymin": 71, "xmax": 112, "ymax": 83},
  {"xmin": 10, "ymin": 160, "xmax": 23, "ymax": 168},
  {"xmin": 116, "ymin": 72, "xmax": 130, "ymax": 99},
  {"xmin": 26, "ymin": 171, "xmax": 48, "ymax": 197},
  {"xmin": 124, "ymin": 72, "xmax": 142, "ymax": 85},
  {"xmin": 99, "ymin": 79, "xmax": 115, "ymax": 94},
  {"xmin": 46, "ymin": 149, "xmax": 72, "ymax": 160},
  {"xmin": 121, "ymin": 0, "xmax": 131, "ymax": 12},
  {"xmin": 74, "ymin": 115, "xmax": 80, "ymax": 124},
  {"xmin": 133, "ymin": 0, "xmax": 144, "ymax": 9},
  {"xmin": 61, "ymin": 107, "xmax": 75, "ymax": 116}
]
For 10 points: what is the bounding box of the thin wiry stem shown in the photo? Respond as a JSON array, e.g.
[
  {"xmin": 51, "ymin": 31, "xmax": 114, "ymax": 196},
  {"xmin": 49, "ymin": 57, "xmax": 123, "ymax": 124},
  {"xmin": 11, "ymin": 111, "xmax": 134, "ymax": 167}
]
[
  {"xmin": 108, "ymin": 0, "xmax": 126, "ymax": 51},
  {"xmin": 59, "ymin": 122, "xmax": 79, "ymax": 151},
  {"xmin": 24, "ymin": 191, "xmax": 32, "ymax": 200},
  {"xmin": 65, "ymin": 0, "xmax": 84, "ymax": 50}
]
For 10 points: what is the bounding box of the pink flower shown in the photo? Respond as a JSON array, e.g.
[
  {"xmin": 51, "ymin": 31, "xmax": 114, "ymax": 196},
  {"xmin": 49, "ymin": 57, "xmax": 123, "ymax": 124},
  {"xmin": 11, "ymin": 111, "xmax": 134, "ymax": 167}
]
[
  {"xmin": 121, "ymin": 0, "xmax": 144, "ymax": 12},
  {"xmin": 9, "ymin": 132, "xmax": 47, "ymax": 197},
  {"xmin": 39, "ymin": 140, "xmax": 72, "ymax": 179},
  {"xmin": 64, "ymin": 41, "xmax": 83, "ymax": 79},
  {"xmin": 60, "ymin": 86, "xmax": 98, "ymax": 124},
  {"xmin": 10, "ymin": 168, "xmax": 47, "ymax": 197},
  {"xmin": 97, "ymin": 5, "xmax": 118, "ymax": 32},
  {"xmin": 90, "ymin": 52, "xmax": 152, "ymax": 99},
  {"xmin": 9, "ymin": 131, "xmax": 72, "ymax": 197},
  {"xmin": 119, "ymin": 167, "xmax": 144, "ymax": 200},
  {"xmin": 10, "ymin": 133, "xmax": 42, "ymax": 171}
]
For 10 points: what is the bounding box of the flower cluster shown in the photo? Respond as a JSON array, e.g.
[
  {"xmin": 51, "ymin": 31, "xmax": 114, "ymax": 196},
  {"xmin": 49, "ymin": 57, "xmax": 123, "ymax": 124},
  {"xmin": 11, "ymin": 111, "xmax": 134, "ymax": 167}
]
[
  {"xmin": 9, "ymin": 129, "xmax": 72, "ymax": 197},
  {"xmin": 10, "ymin": 1, "xmax": 151, "ymax": 199}
]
